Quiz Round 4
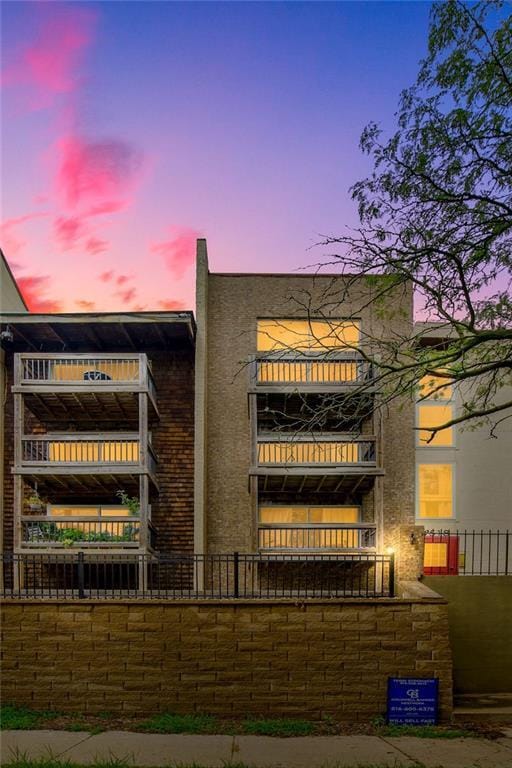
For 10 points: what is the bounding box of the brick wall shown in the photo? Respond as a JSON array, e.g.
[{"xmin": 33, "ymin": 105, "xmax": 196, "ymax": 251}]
[
  {"xmin": 1, "ymin": 350, "xmax": 195, "ymax": 555},
  {"xmin": 150, "ymin": 351, "xmax": 194, "ymax": 553},
  {"xmin": 1, "ymin": 594, "xmax": 452, "ymax": 721}
]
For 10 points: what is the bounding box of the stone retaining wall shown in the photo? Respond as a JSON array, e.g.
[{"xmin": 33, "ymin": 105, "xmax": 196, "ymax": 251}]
[{"xmin": 1, "ymin": 591, "xmax": 452, "ymax": 721}]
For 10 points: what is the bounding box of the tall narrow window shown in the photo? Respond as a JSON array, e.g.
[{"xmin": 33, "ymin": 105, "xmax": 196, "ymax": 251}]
[
  {"xmin": 418, "ymin": 464, "xmax": 453, "ymax": 518},
  {"xmin": 417, "ymin": 404, "xmax": 454, "ymax": 446}
]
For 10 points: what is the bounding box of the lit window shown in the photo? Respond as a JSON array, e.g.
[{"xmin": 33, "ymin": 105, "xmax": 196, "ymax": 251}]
[
  {"xmin": 257, "ymin": 319, "xmax": 359, "ymax": 352},
  {"xmin": 424, "ymin": 542, "xmax": 448, "ymax": 568},
  {"xmin": 418, "ymin": 374, "xmax": 452, "ymax": 400},
  {"xmin": 258, "ymin": 506, "xmax": 361, "ymax": 549},
  {"xmin": 417, "ymin": 404, "xmax": 454, "ymax": 446},
  {"xmin": 418, "ymin": 464, "xmax": 453, "ymax": 518}
]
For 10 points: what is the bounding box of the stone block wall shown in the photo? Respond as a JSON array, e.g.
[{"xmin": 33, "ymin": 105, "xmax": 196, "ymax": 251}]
[{"xmin": 1, "ymin": 592, "xmax": 452, "ymax": 721}]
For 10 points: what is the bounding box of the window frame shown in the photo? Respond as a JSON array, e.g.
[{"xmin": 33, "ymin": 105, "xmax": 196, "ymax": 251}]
[
  {"xmin": 256, "ymin": 318, "xmax": 361, "ymax": 354},
  {"xmin": 258, "ymin": 504, "xmax": 361, "ymax": 526},
  {"xmin": 415, "ymin": 462, "xmax": 457, "ymax": 522},
  {"xmin": 416, "ymin": 401, "xmax": 456, "ymax": 448}
]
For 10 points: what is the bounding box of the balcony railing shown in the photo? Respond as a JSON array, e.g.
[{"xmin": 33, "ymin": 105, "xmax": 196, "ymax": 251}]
[
  {"xmin": 21, "ymin": 517, "xmax": 142, "ymax": 548},
  {"xmin": 257, "ymin": 435, "xmax": 377, "ymax": 467},
  {"xmin": 14, "ymin": 353, "xmax": 156, "ymax": 402},
  {"xmin": 251, "ymin": 353, "xmax": 373, "ymax": 389},
  {"xmin": 258, "ymin": 524, "xmax": 377, "ymax": 551},
  {"xmin": 19, "ymin": 433, "xmax": 157, "ymax": 475}
]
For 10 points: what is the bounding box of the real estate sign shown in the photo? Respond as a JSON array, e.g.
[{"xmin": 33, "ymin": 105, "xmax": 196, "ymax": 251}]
[{"xmin": 387, "ymin": 678, "xmax": 439, "ymax": 725}]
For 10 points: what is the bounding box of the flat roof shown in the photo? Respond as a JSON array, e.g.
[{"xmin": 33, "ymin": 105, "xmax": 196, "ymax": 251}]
[{"xmin": 0, "ymin": 311, "xmax": 196, "ymax": 352}]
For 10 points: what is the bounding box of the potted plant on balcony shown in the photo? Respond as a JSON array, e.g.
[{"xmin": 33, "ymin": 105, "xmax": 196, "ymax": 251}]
[
  {"xmin": 116, "ymin": 490, "xmax": 140, "ymax": 515},
  {"xmin": 26, "ymin": 488, "xmax": 45, "ymax": 513}
]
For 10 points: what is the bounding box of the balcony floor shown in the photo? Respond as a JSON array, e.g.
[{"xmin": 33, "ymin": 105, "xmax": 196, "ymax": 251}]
[
  {"xmin": 253, "ymin": 468, "xmax": 384, "ymax": 495},
  {"xmin": 16, "ymin": 470, "xmax": 152, "ymax": 495}
]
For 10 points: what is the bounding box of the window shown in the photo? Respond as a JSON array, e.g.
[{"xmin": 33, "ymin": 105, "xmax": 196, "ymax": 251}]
[
  {"xmin": 258, "ymin": 506, "xmax": 361, "ymax": 549},
  {"xmin": 417, "ymin": 404, "xmax": 454, "ymax": 446},
  {"xmin": 257, "ymin": 319, "xmax": 360, "ymax": 352},
  {"xmin": 418, "ymin": 374, "xmax": 452, "ymax": 401},
  {"xmin": 418, "ymin": 464, "xmax": 454, "ymax": 518}
]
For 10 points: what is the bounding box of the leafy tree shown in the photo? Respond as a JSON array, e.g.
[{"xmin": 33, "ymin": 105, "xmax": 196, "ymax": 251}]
[{"xmin": 311, "ymin": 0, "xmax": 512, "ymax": 439}]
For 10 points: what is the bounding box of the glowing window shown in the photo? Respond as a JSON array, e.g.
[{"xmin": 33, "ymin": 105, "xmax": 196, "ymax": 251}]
[
  {"xmin": 259, "ymin": 506, "xmax": 360, "ymax": 549},
  {"xmin": 419, "ymin": 374, "xmax": 452, "ymax": 400},
  {"xmin": 417, "ymin": 404, "xmax": 454, "ymax": 446},
  {"xmin": 418, "ymin": 464, "xmax": 453, "ymax": 518},
  {"xmin": 256, "ymin": 319, "xmax": 360, "ymax": 352},
  {"xmin": 424, "ymin": 542, "xmax": 448, "ymax": 568}
]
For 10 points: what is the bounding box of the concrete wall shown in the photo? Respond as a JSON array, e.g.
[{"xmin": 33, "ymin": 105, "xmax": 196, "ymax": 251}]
[
  {"xmin": 201, "ymin": 268, "xmax": 416, "ymax": 558},
  {"xmin": 424, "ymin": 576, "xmax": 512, "ymax": 694},
  {"xmin": 0, "ymin": 593, "xmax": 452, "ymax": 720}
]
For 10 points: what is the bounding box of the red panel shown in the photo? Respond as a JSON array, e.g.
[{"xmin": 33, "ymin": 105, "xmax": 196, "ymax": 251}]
[{"xmin": 424, "ymin": 534, "xmax": 459, "ymax": 575}]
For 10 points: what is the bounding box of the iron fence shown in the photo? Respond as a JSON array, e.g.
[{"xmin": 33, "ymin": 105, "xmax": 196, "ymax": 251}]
[
  {"xmin": 0, "ymin": 550, "xmax": 394, "ymax": 600},
  {"xmin": 424, "ymin": 529, "xmax": 511, "ymax": 575}
]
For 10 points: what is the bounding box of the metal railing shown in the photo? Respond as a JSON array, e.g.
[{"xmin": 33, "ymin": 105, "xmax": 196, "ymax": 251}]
[
  {"xmin": 257, "ymin": 435, "xmax": 376, "ymax": 466},
  {"xmin": 15, "ymin": 353, "xmax": 157, "ymax": 403},
  {"xmin": 21, "ymin": 517, "xmax": 142, "ymax": 547},
  {"xmin": 258, "ymin": 524, "xmax": 377, "ymax": 551},
  {"xmin": 252, "ymin": 354, "xmax": 373, "ymax": 388},
  {"xmin": 1, "ymin": 551, "xmax": 394, "ymax": 599},
  {"xmin": 19, "ymin": 434, "xmax": 157, "ymax": 474},
  {"xmin": 424, "ymin": 529, "xmax": 511, "ymax": 575}
]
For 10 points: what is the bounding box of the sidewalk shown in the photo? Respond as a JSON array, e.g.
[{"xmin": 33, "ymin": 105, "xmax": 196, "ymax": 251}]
[{"xmin": 2, "ymin": 729, "xmax": 512, "ymax": 767}]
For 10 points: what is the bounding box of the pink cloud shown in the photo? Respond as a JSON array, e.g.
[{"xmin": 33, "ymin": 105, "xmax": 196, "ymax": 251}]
[
  {"xmin": 116, "ymin": 287, "xmax": 137, "ymax": 304},
  {"xmin": 85, "ymin": 237, "xmax": 108, "ymax": 255},
  {"xmin": 151, "ymin": 227, "xmax": 200, "ymax": 280},
  {"xmin": 75, "ymin": 299, "xmax": 96, "ymax": 310},
  {"xmin": 157, "ymin": 299, "xmax": 186, "ymax": 310},
  {"xmin": 56, "ymin": 136, "xmax": 142, "ymax": 210},
  {"xmin": 54, "ymin": 216, "xmax": 86, "ymax": 250},
  {"xmin": 16, "ymin": 275, "xmax": 62, "ymax": 313},
  {"xmin": 0, "ymin": 213, "xmax": 47, "ymax": 256},
  {"xmin": 86, "ymin": 200, "xmax": 126, "ymax": 217},
  {"xmin": 116, "ymin": 274, "xmax": 131, "ymax": 286},
  {"xmin": 1, "ymin": 9, "xmax": 97, "ymax": 110},
  {"xmin": 99, "ymin": 270, "xmax": 114, "ymax": 283}
]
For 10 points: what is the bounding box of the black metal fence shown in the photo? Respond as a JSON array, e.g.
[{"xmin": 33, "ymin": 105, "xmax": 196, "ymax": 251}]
[
  {"xmin": 0, "ymin": 551, "xmax": 394, "ymax": 600},
  {"xmin": 424, "ymin": 530, "xmax": 511, "ymax": 576}
]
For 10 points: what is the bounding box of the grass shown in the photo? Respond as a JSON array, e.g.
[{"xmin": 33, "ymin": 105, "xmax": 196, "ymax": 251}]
[
  {"xmin": 378, "ymin": 723, "xmax": 472, "ymax": 739},
  {"xmin": 0, "ymin": 706, "xmax": 58, "ymax": 730},
  {"xmin": 139, "ymin": 713, "xmax": 218, "ymax": 734},
  {"xmin": 241, "ymin": 717, "xmax": 315, "ymax": 737}
]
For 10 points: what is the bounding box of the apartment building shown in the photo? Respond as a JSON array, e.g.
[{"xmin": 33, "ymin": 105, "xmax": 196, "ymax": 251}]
[
  {"xmin": 194, "ymin": 240, "xmax": 423, "ymax": 585},
  {"xmin": 414, "ymin": 323, "xmax": 512, "ymax": 575},
  {"xmin": 0, "ymin": 308, "xmax": 195, "ymax": 589}
]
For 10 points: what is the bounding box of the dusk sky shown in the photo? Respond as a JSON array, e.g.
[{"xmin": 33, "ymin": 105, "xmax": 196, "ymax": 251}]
[{"xmin": 1, "ymin": 0, "xmax": 433, "ymax": 313}]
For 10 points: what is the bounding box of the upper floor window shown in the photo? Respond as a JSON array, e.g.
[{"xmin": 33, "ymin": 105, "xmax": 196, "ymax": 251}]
[
  {"xmin": 417, "ymin": 371, "xmax": 454, "ymax": 447},
  {"xmin": 256, "ymin": 319, "xmax": 360, "ymax": 352}
]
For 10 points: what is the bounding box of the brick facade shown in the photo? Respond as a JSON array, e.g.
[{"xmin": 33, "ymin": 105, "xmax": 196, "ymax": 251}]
[
  {"xmin": 202, "ymin": 273, "xmax": 416, "ymax": 564},
  {"xmin": 1, "ymin": 593, "xmax": 452, "ymax": 721},
  {"xmin": 1, "ymin": 349, "xmax": 195, "ymax": 555}
]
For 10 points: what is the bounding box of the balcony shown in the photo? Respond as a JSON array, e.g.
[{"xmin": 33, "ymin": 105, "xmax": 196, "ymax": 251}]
[
  {"xmin": 15, "ymin": 433, "xmax": 158, "ymax": 492},
  {"xmin": 20, "ymin": 516, "xmax": 151, "ymax": 549},
  {"xmin": 251, "ymin": 434, "xmax": 384, "ymax": 494},
  {"xmin": 249, "ymin": 353, "xmax": 374, "ymax": 393},
  {"xmin": 12, "ymin": 353, "xmax": 158, "ymax": 423},
  {"xmin": 258, "ymin": 523, "xmax": 377, "ymax": 551}
]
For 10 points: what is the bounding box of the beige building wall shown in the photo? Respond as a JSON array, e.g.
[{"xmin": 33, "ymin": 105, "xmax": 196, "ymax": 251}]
[
  {"xmin": 416, "ymin": 382, "xmax": 512, "ymax": 531},
  {"xmin": 197, "ymin": 245, "xmax": 416, "ymax": 557}
]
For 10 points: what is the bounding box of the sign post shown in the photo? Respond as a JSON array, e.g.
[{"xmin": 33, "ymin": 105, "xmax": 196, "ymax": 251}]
[{"xmin": 387, "ymin": 678, "xmax": 439, "ymax": 725}]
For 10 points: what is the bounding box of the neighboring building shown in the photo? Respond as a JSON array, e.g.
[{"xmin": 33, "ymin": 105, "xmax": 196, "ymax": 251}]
[
  {"xmin": 415, "ymin": 323, "xmax": 512, "ymax": 574},
  {"xmin": 0, "ymin": 250, "xmax": 28, "ymax": 563},
  {"xmin": 0, "ymin": 311, "xmax": 195, "ymax": 589},
  {"xmin": 194, "ymin": 239, "xmax": 423, "ymax": 585}
]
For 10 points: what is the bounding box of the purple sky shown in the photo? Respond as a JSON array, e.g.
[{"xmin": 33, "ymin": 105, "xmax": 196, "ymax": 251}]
[{"xmin": 1, "ymin": 1, "xmax": 433, "ymax": 312}]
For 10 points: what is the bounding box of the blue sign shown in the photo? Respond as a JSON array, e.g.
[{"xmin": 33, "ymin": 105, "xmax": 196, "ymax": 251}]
[{"xmin": 387, "ymin": 678, "xmax": 439, "ymax": 725}]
